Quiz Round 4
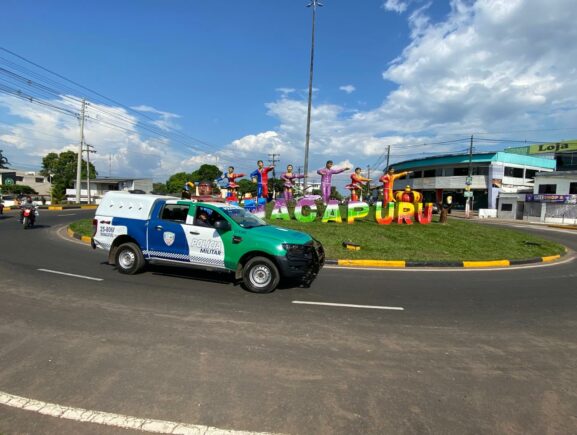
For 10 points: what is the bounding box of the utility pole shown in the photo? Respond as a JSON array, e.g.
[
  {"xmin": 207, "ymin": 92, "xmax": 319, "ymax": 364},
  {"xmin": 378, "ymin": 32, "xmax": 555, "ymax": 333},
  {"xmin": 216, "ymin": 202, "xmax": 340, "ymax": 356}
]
[
  {"xmin": 76, "ymin": 98, "xmax": 86, "ymax": 203},
  {"xmin": 85, "ymin": 144, "xmax": 96, "ymax": 204},
  {"xmin": 268, "ymin": 153, "xmax": 280, "ymax": 199},
  {"xmin": 303, "ymin": 0, "xmax": 323, "ymax": 191},
  {"xmin": 109, "ymin": 154, "xmax": 112, "ymax": 177},
  {"xmin": 465, "ymin": 134, "xmax": 474, "ymax": 218},
  {"xmin": 366, "ymin": 164, "xmax": 371, "ymax": 202},
  {"xmin": 385, "ymin": 145, "xmax": 391, "ymax": 171}
]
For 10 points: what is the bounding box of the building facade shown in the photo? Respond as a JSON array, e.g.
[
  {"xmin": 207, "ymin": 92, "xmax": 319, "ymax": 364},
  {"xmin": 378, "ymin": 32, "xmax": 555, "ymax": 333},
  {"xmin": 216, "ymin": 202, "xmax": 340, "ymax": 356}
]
[
  {"xmin": 0, "ymin": 169, "xmax": 51, "ymax": 195},
  {"xmin": 67, "ymin": 177, "xmax": 153, "ymax": 203},
  {"xmin": 391, "ymin": 152, "xmax": 556, "ymax": 210}
]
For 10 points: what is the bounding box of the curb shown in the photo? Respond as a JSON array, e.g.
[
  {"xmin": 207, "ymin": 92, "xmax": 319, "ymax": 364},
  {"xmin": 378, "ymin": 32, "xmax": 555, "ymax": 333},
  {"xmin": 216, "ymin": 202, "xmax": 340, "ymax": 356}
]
[
  {"xmin": 67, "ymin": 227, "xmax": 566, "ymax": 269},
  {"xmin": 1, "ymin": 205, "xmax": 97, "ymax": 211},
  {"xmin": 67, "ymin": 227, "xmax": 92, "ymax": 244},
  {"xmin": 325, "ymin": 254, "xmax": 564, "ymax": 268},
  {"xmin": 547, "ymin": 224, "xmax": 577, "ymax": 231}
]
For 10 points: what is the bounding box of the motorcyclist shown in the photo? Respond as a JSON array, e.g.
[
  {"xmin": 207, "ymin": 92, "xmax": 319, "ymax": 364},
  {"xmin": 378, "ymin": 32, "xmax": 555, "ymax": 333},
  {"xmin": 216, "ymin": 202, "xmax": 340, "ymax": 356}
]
[{"xmin": 19, "ymin": 196, "xmax": 37, "ymax": 225}]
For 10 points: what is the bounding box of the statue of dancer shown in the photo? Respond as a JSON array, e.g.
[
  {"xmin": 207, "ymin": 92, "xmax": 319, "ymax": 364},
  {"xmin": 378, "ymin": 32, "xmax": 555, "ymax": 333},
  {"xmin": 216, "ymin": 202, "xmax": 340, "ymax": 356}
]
[
  {"xmin": 346, "ymin": 167, "xmax": 372, "ymax": 202},
  {"xmin": 281, "ymin": 164, "xmax": 304, "ymax": 203},
  {"xmin": 250, "ymin": 160, "xmax": 275, "ymax": 201},
  {"xmin": 317, "ymin": 160, "xmax": 350, "ymax": 203},
  {"xmin": 379, "ymin": 167, "xmax": 413, "ymax": 205},
  {"xmin": 219, "ymin": 166, "xmax": 245, "ymax": 202}
]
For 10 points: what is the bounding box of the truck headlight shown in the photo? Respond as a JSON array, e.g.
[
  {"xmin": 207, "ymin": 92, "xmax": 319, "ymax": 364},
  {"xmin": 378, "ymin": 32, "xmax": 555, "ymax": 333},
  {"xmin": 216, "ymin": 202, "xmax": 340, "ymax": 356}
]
[{"xmin": 282, "ymin": 243, "xmax": 306, "ymax": 255}]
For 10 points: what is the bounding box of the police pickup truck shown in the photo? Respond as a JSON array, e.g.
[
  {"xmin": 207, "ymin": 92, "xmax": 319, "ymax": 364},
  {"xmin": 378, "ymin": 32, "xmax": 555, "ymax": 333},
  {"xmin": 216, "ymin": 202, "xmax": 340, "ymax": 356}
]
[{"xmin": 92, "ymin": 192, "xmax": 324, "ymax": 293}]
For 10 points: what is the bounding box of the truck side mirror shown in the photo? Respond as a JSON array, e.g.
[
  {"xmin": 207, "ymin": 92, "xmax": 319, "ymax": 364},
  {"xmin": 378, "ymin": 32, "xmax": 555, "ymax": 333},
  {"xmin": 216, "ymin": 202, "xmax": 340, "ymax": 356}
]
[{"xmin": 214, "ymin": 219, "xmax": 231, "ymax": 231}]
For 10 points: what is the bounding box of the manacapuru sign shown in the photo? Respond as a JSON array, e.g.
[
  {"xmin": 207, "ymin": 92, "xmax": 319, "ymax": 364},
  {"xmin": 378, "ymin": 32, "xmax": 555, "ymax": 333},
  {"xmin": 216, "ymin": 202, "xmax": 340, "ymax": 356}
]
[{"xmin": 265, "ymin": 200, "xmax": 434, "ymax": 225}]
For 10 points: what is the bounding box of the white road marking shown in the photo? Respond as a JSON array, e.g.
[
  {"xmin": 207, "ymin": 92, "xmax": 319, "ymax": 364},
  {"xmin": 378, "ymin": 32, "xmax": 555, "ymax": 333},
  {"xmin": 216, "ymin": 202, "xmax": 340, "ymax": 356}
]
[
  {"xmin": 57, "ymin": 213, "xmax": 77, "ymax": 216},
  {"xmin": 293, "ymin": 300, "xmax": 404, "ymax": 311},
  {"xmin": 0, "ymin": 391, "xmax": 276, "ymax": 434},
  {"xmin": 38, "ymin": 269, "xmax": 103, "ymax": 282}
]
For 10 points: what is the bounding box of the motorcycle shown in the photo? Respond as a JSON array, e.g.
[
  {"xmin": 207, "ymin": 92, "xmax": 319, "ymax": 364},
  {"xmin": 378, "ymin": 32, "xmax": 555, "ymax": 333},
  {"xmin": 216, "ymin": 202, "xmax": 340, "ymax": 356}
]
[{"xmin": 21, "ymin": 206, "xmax": 37, "ymax": 229}]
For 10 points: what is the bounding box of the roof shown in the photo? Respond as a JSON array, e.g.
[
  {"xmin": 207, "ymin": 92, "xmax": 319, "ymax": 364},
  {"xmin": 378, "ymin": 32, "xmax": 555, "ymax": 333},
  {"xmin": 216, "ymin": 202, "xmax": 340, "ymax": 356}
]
[
  {"xmin": 535, "ymin": 170, "xmax": 577, "ymax": 178},
  {"xmin": 392, "ymin": 152, "xmax": 556, "ymax": 171},
  {"xmin": 91, "ymin": 177, "xmax": 152, "ymax": 184}
]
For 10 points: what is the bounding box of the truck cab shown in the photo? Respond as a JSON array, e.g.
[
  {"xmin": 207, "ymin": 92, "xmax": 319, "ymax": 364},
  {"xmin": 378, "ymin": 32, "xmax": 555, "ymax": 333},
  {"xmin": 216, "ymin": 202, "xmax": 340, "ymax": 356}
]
[{"xmin": 92, "ymin": 192, "xmax": 324, "ymax": 293}]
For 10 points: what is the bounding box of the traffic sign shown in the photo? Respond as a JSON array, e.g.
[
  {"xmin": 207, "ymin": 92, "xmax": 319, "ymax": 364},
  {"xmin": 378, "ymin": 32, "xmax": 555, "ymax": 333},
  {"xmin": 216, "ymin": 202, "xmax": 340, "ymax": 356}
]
[
  {"xmin": 464, "ymin": 191, "xmax": 473, "ymax": 198},
  {"xmin": 465, "ymin": 176, "xmax": 473, "ymax": 185}
]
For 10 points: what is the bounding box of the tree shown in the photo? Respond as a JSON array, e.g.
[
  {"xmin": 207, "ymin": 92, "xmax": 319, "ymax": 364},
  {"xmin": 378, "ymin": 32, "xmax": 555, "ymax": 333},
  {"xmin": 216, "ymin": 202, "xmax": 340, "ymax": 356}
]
[
  {"xmin": 165, "ymin": 172, "xmax": 193, "ymax": 194},
  {"xmin": 238, "ymin": 178, "xmax": 257, "ymax": 197},
  {"xmin": 40, "ymin": 151, "xmax": 97, "ymax": 203},
  {"xmin": 191, "ymin": 164, "xmax": 221, "ymax": 182},
  {"xmin": 0, "ymin": 149, "xmax": 9, "ymax": 169},
  {"xmin": 152, "ymin": 182, "xmax": 168, "ymax": 195},
  {"xmin": 0, "ymin": 184, "xmax": 37, "ymax": 195},
  {"xmin": 330, "ymin": 186, "xmax": 343, "ymax": 201}
]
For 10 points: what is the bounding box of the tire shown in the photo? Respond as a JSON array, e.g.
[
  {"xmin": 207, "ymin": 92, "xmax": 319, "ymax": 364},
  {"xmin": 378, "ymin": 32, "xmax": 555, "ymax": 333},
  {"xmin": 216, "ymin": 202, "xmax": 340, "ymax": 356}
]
[
  {"xmin": 22, "ymin": 216, "xmax": 29, "ymax": 229},
  {"xmin": 115, "ymin": 242, "xmax": 145, "ymax": 275},
  {"xmin": 242, "ymin": 256, "xmax": 280, "ymax": 293}
]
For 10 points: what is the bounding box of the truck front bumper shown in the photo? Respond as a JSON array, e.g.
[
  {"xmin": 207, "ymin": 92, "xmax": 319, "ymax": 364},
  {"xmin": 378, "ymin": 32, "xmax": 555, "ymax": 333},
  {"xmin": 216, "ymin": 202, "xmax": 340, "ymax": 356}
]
[{"xmin": 275, "ymin": 240, "xmax": 325, "ymax": 287}]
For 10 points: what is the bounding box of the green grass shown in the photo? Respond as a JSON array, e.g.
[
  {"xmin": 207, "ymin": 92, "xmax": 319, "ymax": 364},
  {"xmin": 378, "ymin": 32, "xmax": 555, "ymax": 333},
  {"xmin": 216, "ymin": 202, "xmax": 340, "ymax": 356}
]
[
  {"xmin": 69, "ymin": 219, "xmax": 93, "ymax": 237},
  {"xmin": 73, "ymin": 212, "xmax": 564, "ymax": 261},
  {"xmin": 268, "ymin": 216, "xmax": 565, "ymax": 261}
]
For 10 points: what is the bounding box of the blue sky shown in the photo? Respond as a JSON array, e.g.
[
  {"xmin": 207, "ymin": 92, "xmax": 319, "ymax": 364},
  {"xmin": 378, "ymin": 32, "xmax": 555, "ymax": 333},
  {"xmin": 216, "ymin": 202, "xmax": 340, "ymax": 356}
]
[{"xmin": 1, "ymin": 0, "xmax": 576, "ymax": 188}]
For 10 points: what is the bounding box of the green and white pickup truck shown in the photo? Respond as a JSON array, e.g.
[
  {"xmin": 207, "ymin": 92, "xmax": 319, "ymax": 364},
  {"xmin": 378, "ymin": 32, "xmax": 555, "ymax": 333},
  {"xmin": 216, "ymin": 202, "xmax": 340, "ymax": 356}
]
[{"xmin": 92, "ymin": 192, "xmax": 324, "ymax": 293}]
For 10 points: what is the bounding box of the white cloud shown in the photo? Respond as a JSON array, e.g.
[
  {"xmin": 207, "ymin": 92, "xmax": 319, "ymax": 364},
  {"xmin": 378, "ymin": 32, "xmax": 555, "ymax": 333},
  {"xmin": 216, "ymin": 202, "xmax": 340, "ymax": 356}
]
[
  {"xmin": 131, "ymin": 104, "xmax": 181, "ymax": 131},
  {"xmin": 0, "ymin": 95, "xmax": 205, "ymax": 181},
  {"xmin": 383, "ymin": 0, "xmax": 412, "ymax": 13},
  {"xmin": 216, "ymin": 0, "xmax": 577, "ymax": 185},
  {"xmin": 339, "ymin": 85, "xmax": 356, "ymax": 94}
]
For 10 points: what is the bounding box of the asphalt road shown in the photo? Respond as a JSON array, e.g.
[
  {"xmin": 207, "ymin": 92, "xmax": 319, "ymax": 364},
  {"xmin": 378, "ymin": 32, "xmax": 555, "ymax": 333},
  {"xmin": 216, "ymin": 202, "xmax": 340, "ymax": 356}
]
[{"xmin": 0, "ymin": 210, "xmax": 576, "ymax": 434}]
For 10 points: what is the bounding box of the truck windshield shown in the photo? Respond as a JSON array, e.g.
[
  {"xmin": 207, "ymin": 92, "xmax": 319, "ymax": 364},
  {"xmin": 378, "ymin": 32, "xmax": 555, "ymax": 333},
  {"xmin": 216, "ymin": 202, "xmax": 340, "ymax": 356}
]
[{"xmin": 221, "ymin": 207, "xmax": 267, "ymax": 229}]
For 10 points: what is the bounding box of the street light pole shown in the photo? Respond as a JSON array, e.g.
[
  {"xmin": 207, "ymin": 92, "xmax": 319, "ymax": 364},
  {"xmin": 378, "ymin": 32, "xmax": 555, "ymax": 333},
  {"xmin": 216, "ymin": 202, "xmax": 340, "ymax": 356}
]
[{"xmin": 303, "ymin": 0, "xmax": 323, "ymax": 190}]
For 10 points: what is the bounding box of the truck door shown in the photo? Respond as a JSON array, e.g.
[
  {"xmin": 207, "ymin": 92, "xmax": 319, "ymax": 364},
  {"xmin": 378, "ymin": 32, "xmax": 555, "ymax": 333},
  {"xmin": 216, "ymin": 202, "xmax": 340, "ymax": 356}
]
[
  {"xmin": 146, "ymin": 203, "xmax": 191, "ymax": 262},
  {"xmin": 185, "ymin": 205, "xmax": 226, "ymax": 269}
]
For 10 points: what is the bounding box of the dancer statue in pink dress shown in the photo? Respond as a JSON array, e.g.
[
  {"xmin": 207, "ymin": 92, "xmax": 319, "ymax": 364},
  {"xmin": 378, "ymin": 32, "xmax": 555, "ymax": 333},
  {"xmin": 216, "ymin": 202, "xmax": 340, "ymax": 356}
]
[
  {"xmin": 317, "ymin": 160, "xmax": 350, "ymax": 203},
  {"xmin": 281, "ymin": 164, "xmax": 305, "ymax": 203}
]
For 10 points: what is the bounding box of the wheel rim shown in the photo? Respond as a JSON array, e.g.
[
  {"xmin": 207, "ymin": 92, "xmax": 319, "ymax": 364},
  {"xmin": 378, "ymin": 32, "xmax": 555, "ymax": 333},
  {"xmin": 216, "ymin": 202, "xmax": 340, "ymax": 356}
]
[
  {"xmin": 118, "ymin": 249, "xmax": 136, "ymax": 269},
  {"xmin": 249, "ymin": 264, "xmax": 272, "ymax": 288}
]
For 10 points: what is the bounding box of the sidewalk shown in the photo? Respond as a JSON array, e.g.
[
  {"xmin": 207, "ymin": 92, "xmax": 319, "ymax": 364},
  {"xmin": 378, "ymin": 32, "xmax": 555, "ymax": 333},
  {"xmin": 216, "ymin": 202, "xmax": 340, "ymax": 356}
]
[{"xmin": 447, "ymin": 210, "xmax": 577, "ymax": 231}]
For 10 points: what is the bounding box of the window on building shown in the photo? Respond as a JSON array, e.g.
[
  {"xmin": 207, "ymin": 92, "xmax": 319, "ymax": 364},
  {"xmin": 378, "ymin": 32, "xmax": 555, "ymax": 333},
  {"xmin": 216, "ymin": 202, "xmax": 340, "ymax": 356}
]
[
  {"xmin": 423, "ymin": 169, "xmax": 436, "ymax": 178},
  {"xmin": 453, "ymin": 167, "xmax": 469, "ymax": 176},
  {"xmin": 525, "ymin": 169, "xmax": 538, "ymax": 180},
  {"xmin": 504, "ymin": 167, "xmax": 524, "ymax": 178},
  {"xmin": 473, "ymin": 166, "xmax": 489, "ymax": 176},
  {"xmin": 35, "ymin": 177, "xmax": 44, "ymax": 183},
  {"xmin": 15, "ymin": 176, "xmax": 24, "ymax": 182},
  {"xmin": 570, "ymin": 182, "xmax": 577, "ymax": 194},
  {"xmin": 538, "ymin": 184, "xmax": 557, "ymax": 194},
  {"xmin": 443, "ymin": 168, "xmax": 454, "ymax": 176},
  {"xmin": 412, "ymin": 170, "xmax": 422, "ymax": 178},
  {"xmin": 556, "ymin": 152, "xmax": 577, "ymax": 171},
  {"xmin": 501, "ymin": 203, "xmax": 513, "ymax": 211}
]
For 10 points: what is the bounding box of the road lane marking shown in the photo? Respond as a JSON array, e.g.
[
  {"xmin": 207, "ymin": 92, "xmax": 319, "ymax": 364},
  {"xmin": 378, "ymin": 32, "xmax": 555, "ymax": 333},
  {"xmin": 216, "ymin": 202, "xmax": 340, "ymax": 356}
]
[
  {"xmin": 293, "ymin": 301, "xmax": 404, "ymax": 311},
  {"xmin": 0, "ymin": 391, "xmax": 276, "ymax": 434},
  {"xmin": 57, "ymin": 213, "xmax": 77, "ymax": 216},
  {"xmin": 38, "ymin": 269, "xmax": 103, "ymax": 282}
]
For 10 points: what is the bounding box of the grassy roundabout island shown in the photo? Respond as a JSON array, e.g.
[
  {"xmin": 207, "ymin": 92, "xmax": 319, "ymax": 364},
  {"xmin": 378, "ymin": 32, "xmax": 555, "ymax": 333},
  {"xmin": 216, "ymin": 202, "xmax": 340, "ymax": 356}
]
[{"xmin": 71, "ymin": 212, "xmax": 565, "ymax": 262}]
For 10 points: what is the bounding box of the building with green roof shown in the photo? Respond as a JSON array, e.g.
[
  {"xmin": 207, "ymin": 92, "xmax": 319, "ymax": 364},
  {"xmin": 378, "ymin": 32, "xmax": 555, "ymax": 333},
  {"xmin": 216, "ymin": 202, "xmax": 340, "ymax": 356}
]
[{"xmin": 390, "ymin": 152, "xmax": 556, "ymax": 210}]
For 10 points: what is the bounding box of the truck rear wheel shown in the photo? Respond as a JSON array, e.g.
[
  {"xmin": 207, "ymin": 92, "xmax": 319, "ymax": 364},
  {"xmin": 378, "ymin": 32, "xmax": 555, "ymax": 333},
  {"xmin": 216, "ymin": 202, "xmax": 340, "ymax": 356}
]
[
  {"xmin": 115, "ymin": 242, "xmax": 145, "ymax": 275},
  {"xmin": 242, "ymin": 256, "xmax": 279, "ymax": 293}
]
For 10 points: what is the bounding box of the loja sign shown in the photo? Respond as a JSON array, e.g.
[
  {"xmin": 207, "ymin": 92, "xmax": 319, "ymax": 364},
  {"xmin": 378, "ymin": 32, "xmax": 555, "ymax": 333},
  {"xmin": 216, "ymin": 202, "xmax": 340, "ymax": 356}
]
[{"xmin": 267, "ymin": 200, "xmax": 434, "ymax": 225}]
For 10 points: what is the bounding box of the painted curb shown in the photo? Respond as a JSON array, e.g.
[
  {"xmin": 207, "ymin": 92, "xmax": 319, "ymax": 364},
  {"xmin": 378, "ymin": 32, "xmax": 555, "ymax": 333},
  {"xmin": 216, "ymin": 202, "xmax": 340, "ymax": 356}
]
[
  {"xmin": 547, "ymin": 224, "xmax": 577, "ymax": 231},
  {"xmin": 333, "ymin": 254, "xmax": 564, "ymax": 268},
  {"xmin": 67, "ymin": 227, "xmax": 92, "ymax": 244},
  {"xmin": 67, "ymin": 227, "xmax": 566, "ymax": 269}
]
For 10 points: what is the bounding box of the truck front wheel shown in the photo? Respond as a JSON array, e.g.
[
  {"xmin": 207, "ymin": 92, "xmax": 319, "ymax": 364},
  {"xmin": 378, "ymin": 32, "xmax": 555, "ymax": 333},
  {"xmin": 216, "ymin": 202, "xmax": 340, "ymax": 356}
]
[
  {"xmin": 242, "ymin": 256, "xmax": 280, "ymax": 293},
  {"xmin": 115, "ymin": 242, "xmax": 145, "ymax": 275}
]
